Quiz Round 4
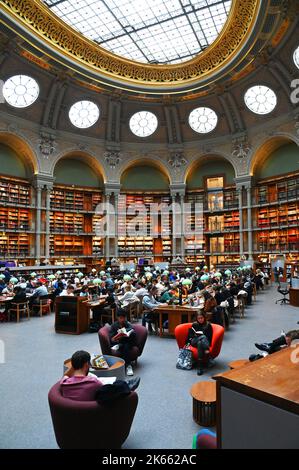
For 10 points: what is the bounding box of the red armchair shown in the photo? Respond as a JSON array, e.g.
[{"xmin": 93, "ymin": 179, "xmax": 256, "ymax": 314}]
[
  {"xmin": 48, "ymin": 382, "xmax": 138, "ymax": 449},
  {"xmin": 174, "ymin": 322, "xmax": 224, "ymax": 361},
  {"xmin": 98, "ymin": 324, "xmax": 148, "ymax": 363}
]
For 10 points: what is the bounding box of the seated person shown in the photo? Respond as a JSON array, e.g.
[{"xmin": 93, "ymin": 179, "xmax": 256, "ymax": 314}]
[
  {"xmin": 118, "ymin": 285, "xmax": 139, "ymax": 313},
  {"xmin": 187, "ymin": 310, "xmax": 213, "ymax": 376},
  {"xmin": 255, "ymin": 329, "xmax": 299, "ymax": 354},
  {"xmin": 109, "ymin": 310, "xmax": 138, "ymax": 376},
  {"xmin": 61, "ymin": 350, "xmax": 140, "ymax": 402},
  {"xmin": 202, "ymin": 291, "xmax": 217, "ymax": 316},
  {"xmin": 4, "ymin": 285, "xmax": 27, "ymax": 314},
  {"xmin": 1, "ymin": 282, "xmax": 14, "ymax": 296},
  {"xmin": 11, "ymin": 286, "xmax": 27, "ymax": 304},
  {"xmin": 60, "ymin": 285, "xmax": 75, "ymax": 296},
  {"xmin": 29, "ymin": 281, "xmax": 48, "ymax": 308},
  {"xmin": 142, "ymin": 285, "xmax": 167, "ymax": 332}
]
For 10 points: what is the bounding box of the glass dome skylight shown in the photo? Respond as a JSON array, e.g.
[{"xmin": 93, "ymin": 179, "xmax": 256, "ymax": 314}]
[{"xmin": 44, "ymin": 0, "xmax": 231, "ymax": 65}]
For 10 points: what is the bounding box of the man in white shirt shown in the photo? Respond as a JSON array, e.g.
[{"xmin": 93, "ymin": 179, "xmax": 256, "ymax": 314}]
[{"xmin": 60, "ymin": 286, "xmax": 75, "ymax": 296}]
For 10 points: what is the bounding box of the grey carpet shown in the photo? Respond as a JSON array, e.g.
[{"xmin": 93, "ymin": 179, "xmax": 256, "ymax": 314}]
[{"xmin": 0, "ymin": 284, "xmax": 298, "ymax": 449}]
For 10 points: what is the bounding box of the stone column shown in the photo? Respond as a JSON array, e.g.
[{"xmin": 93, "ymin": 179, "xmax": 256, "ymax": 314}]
[
  {"xmin": 105, "ymin": 192, "xmax": 111, "ymax": 261},
  {"xmin": 171, "ymin": 193, "xmax": 177, "ymax": 258},
  {"xmin": 179, "ymin": 193, "xmax": 185, "ymax": 258},
  {"xmin": 238, "ymin": 187, "xmax": 244, "ymax": 257},
  {"xmin": 247, "ymin": 186, "xmax": 253, "ymax": 261},
  {"xmin": 114, "ymin": 192, "xmax": 119, "ymax": 258},
  {"xmin": 45, "ymin": 186, "xmax": 52, "ymax": 259},
  {"xmin": 35, "ymin": 185, "xmax": 42, "ymax": 263}
]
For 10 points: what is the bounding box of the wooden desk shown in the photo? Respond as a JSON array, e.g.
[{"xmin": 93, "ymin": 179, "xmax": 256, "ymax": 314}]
[
  {"xmin": 55, "ymin": 296, "xmax": 90, "ymax": 334},
  {"xmin": 152, "ymin": 305, "xmax": 199, "ymax": 336},
  {"xmin": 289, "ymin": 288, "xmax": 299, "ymax": 307},
  {"xmin": 214, "ymin": 347, "xmax": 299, "ymax": 448}
]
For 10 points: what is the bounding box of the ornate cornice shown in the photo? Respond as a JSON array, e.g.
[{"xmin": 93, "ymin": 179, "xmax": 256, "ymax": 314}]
[{"xmin": 3, "ymin": 0, "xmax": 263, "ymax": 94}]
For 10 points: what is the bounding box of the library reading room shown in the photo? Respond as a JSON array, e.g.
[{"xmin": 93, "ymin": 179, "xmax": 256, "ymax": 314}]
[{"xmin": 1, "ymin": 0, "xmax": 299, "ymax": 453}]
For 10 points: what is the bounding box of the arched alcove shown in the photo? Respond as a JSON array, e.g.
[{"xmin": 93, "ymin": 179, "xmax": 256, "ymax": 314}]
[
  {"xmin": 186, "ymin": 156, "xmax": 236, "ymax": 190},
  {"xmin": 120, "ymin": 163, "xmax": 169, "ymax": 191},
  {"xmin": 53, "ymin": 156, "xmax": 104, "ymax": 188},
  {"xmin": 253, "ymin": 142, "xmax": 299, "ymax": 180}
]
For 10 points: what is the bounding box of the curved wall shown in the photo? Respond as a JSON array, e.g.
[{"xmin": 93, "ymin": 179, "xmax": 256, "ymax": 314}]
[
  {"xmin": 120, "ymin": 165, "xmax": 169, "ymax": 191},
  {"xmin": 0, "ymin": 143, "xmax": 29, "ymax": 179},
  {"xmin": 54, "ymin": 158, "xmax": 104, "ymax": 188},
  {"xmin": 186, "ymin": 158, "xmax": 235, "ymax": 189}
]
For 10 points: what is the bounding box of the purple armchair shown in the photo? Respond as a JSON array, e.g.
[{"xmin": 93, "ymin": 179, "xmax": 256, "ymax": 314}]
[
  {"xmin": 98, "ymin": 324, "xmax": 148, "ymax": 363},
  {"xmin": 48, "ymin": 382, "xmax": 138, "ymax": 449}
]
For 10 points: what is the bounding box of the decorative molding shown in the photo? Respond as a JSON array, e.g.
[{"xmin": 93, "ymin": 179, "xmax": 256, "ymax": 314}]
[
  {"xmin": 232, "ymin": 139, "xmax": 252, "ymax": 160},
  {"xmin": 38, "ymin": 131, "xmax": 56, "ymax": 158},
  {"xmin": 168, "ymin": 151, "xmax": 187, "ymax": 173},
  {"xmin": 104, "ymin": 150, "xmax": 122, "ymax": 169},
  {"xmin": 3, "ymin": 0, "xmax": 259, "ymax": 91}
]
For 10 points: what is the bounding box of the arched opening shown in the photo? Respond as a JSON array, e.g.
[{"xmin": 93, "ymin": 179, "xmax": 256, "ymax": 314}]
[
  {"xmin": 0, "ymin": 139, "xmax": 36, "ymax": 179},
  {"xmin": 53, "ymin": 154, "xmax": 104, "ymax": 188},
  {"xmin": 0, "ymin": 140, "xmax": 36, "ymax": 262},
  {"xmin": 186, "ymin": 155, "xmax": 236, "ymax": 190},
  {"xmin": 251, "ymin": 138, "xmax": 299, "ymax": 266},
  {"xmin": 119, "ymin": 161, "xmax": 171, "ymax": 263},
  {"xmin": 185, "ymin": 155, "xmax": 238, "ymax": 269},
  {"xmin": 51, "ymin": 154, "xmax": 105, "ymax": 264},
  {"xmin": 252, "ymin": 140, "xmax": 299, "ymax": 181},
  {"xmin": 120, "ymin": 162, "xmax": 169, "ymax": 191}
]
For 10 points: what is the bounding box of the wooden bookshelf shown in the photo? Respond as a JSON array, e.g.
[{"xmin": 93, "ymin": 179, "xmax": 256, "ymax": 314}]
[
  {"xmin": 256, "ymin": 228, "xmax": 299, "ymax": 252},
  {"xmin": 0, "ymin": 233, "xmax": 29, "ymax": 257},
  {"xmin": 117, "ymin": 193, "xmax": 172, "ymax": 260},
  {"xmin": 50, "ymin": 235, "xmax": 85, "ymax": 257},
  {"xmin": 0, "ymin": 207, "xmax": 30, "ymax": 231},
  {"xmin": 0, "ymin": 177, "xmax": 30, "ymax": 206},
  {"xmin": 50, "ymin": 187, "xmax": 84, "ymax": 211},
  {"xmin": 50, "ymin": 212, "xmax": 84, "ymax": 233}
]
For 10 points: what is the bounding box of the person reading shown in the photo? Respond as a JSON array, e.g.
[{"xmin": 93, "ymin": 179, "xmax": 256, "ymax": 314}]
[
  {"xmin": 60, "ymin": 350, "xmax": 140, "ymax": 402},
  {"xmin": 186, "ymin": 311, "xmax": 213, "ymax": 376},
  {"xmin": 109, "ymin": 310, "xmax": 137, "ymax": 376}
]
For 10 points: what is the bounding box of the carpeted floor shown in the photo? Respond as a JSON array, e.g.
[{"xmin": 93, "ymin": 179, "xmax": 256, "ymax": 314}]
[{"xmin": 0, "ymin": 284, "xmax": 298, "ymax": 449}]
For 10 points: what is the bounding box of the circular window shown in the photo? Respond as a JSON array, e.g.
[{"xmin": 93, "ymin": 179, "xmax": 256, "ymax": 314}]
[
  {"xmin": 3, "ymin": 75, "xmax": 39, "ymax": 108},
  {"xmin": 293, "ymin": 46, "xmax": 299, "ymax": 69},
  {"xmin": 188, "ymin": 107, "xmax": 218, "ymax": 134},
  {"xmin": 129, "ymin": 111, "xmax": 158, "ymax": 137},
  {"xmin": 244, "ymin": 85, "xmax": 277, "ymax": 115},
  {"xmin": 69, "ymin": 100, "xmax": 100, "ymax": 128}
]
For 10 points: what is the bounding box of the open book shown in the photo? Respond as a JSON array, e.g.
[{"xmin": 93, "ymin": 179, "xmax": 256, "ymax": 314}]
[
  {"xmin": 192, "ymin": 327, "xmax": 203, "ymax": 335},
  {"xmin": 113, "ymin": 327, "xmax": 134, "ymax": 341}
]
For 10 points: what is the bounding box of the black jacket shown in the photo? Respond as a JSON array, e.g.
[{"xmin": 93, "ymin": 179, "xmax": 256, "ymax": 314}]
[
  {"xmin": 187, "ymin": 321, "xmax": 213, "ymax": 345},
  {"xmin": 109, "ymin": 320, "xmax": 133, "ymax": 341},
  {"xmin": 12, "ymin": 291, "xmax": 27, "ymax": 304}
]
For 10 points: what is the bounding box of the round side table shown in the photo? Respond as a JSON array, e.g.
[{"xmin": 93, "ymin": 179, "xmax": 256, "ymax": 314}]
[
  {"xmin": 190, "ymin": 381, "xmax": 217, "ymax": 427},
  {"xmin": 64, "ymin": 354, "xmax": 126, "ymax": 380},
  {"xmin": 228, "ymin": 359, "xmax": 250, "ymax": 370}
]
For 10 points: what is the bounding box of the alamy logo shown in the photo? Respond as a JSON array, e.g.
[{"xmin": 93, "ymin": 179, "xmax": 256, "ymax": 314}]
[
  {"xmin": 93, "ymin": 199, "xmax": 204, "ymax": 240},
  {"xmin": 290, "ymin": 79, "xmax": 299, "ymax": 104}
]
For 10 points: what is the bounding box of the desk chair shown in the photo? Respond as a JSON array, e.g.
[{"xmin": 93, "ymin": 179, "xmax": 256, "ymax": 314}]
[
  {"xmin": 8, "ymin": 301, "xmax": 30, "ymax": 322},
  {"xmin": 275, "ymin": 282, "xmax": 290, "ymax": 304},
  {"xmin": 32, "ymin": 295, "xmax": 52, "ymax": 316}
]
